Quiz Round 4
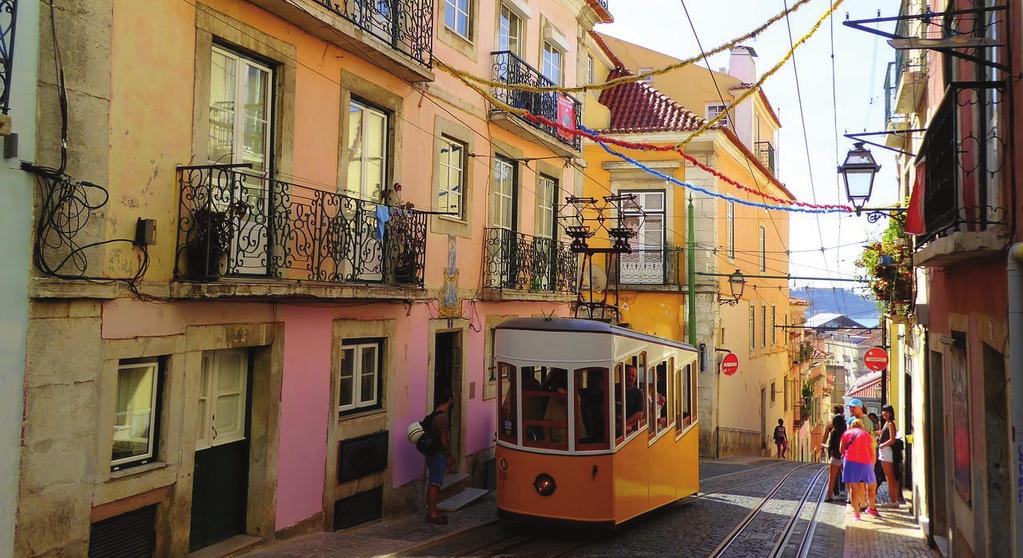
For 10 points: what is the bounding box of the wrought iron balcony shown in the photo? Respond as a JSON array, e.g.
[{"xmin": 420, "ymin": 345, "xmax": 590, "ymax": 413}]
[
  {"xmin": 483, "ymin": 227, "xmax": 577, "ymax": 294},
  {"xmin": 754, "ymin": 141, "xmax": 775, "ymax": 175},
  {"xmin": 490, "ymin": 51, "xmax": 582, "ymax": 151},
  {"xmin": 615, "ymin": 247, "xmax": 682, "ymax": 286},
  {"xmin": 175, "ymin": 164, "xmax": 427, "ymax": 287},
  {"xmin": 312, "ymin": 0, "xmax": 433, "ymax": 67},
  {"xmin": 0, "ymin": 0, "xmax": 17, "ymax": 114},
  {"xmin": 917, "ymin": 83, "xmax": 1007, "ymax": 245}
]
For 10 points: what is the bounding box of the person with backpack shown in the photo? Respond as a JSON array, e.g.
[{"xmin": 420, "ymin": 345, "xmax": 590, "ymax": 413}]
[{"xmin": 424, "ymin": 389, "xmax": 453, "ymax": 525}]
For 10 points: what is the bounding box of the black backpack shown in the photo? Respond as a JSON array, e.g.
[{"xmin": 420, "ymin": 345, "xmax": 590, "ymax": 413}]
[{"xmin": 415, "ymin": 410, "xmax": 443, "ymax": 455}]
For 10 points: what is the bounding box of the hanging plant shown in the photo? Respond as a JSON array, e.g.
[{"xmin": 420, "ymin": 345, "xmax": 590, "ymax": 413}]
[{"xmin": 855, "ymin": 215, "xmax": 913, "ymax": 316}]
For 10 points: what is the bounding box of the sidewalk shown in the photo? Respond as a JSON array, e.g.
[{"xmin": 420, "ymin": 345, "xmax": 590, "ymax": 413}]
[
  {"xmin": 841, "ymin": 487, "xmax": 936, "ymax": 558},
  {"xmin": 242, "ymin": 493, "xmax": 498, "ymax": 558}
]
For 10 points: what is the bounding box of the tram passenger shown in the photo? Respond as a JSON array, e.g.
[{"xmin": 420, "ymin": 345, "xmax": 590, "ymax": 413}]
[
  {"xmin": 542, "ymin": 370, "xmax": 581, "ymax": 444},
  {"xmin": 624, "ymin": 365, "xmax": 645, "ymax": 434}
]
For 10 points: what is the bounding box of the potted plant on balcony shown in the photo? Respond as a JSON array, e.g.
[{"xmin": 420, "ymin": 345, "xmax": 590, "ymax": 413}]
[
  {"xmin": 184, "ymin": 203, "xmax": 244, "ymax": 281},
  {"xmin": 855, "ymin": 215, "xmax": 913, "ymax": 317}
]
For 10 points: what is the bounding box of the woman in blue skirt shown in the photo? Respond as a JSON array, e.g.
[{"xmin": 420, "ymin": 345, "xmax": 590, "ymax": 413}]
[{"xmin": 840, "ymin": 418, "xmax": 877, "ymax": 519}]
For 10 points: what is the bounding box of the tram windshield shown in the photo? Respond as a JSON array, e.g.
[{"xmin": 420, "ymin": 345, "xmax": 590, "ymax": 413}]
[{"xmin": 497, "ymin": 363, "xmax": 611, "ymax": 451}]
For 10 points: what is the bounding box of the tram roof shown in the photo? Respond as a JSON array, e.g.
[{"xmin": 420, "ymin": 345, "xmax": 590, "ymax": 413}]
[{"xmin": 495, "ymin": 318, "xmax": 696, "ymax": 351}]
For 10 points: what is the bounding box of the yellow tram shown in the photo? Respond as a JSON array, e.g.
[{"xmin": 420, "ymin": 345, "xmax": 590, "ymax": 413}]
[{"xmin": 494, "ymin": 318, "xmax": 700, "ymax": 526}]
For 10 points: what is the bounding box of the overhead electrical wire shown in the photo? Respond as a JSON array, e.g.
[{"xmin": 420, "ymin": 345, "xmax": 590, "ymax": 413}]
[{"xmin": 437, "ymin": 0, "xmax": 817, "ymax": 94}]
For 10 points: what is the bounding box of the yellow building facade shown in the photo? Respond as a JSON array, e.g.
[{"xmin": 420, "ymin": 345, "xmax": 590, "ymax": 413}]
[{"xmin": 580, "ymin": 33, "xmax": 795, "ymax": 457}]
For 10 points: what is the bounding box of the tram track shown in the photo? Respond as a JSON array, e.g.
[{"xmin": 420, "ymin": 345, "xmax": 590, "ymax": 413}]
[
  {"xmin": 707, "ymin": 464, "xmax": 829, "ymax": 558},
  {"xmin": 398, "ymin": 460, "xmax": 806, "ymax": 558}
]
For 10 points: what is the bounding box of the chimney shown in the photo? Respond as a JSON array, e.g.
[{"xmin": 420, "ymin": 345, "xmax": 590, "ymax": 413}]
[{"xmin": 727, "ymin": 45, "xmax": 758, "ymax": 83}]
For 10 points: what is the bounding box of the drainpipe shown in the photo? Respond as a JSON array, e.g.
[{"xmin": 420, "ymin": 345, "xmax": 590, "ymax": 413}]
[{"xmin": 1008, "ymin": 243, "xmax": 1023, "ymax": 558}]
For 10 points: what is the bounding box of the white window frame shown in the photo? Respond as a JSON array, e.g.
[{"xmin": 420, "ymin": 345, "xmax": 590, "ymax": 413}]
[
  {"xmin": 498, "ymin": 5, "xmax": 522, "ymax": 55},
  {"xmin": 542, "ymin": 41, "xmax": 562, "ymax": 85},
  {"xmin": 112, "ymin": 359, "xmax": 160, "ymax": 469},
  {"xmin": 339, "ymin": 340, "xmax": 383, "ymax": 414},
  {"xmin": 209, "ymin": 45, "xmax": 273, "ymax": 174},
  {"xmin": 761, "ymin": 305, "xmax": 767, "ymax": 348},
  {"xmin": 771, "ymin": 306, "xmax": 777, "ymax": 346},
  {"xmin": 706, "ymin": 103, "xmax": 730, "ymax": 128},
  {"xmin": 445, "ymin": 0, "xmax": 472, "ymax": 40},
  {"xmin": 195, "ymin": 349, "xmax": 249, "ymax": 451},
  {"xmin": 759, "ymin": 225, "xmax": 767, "ymax": 272},
  {"xmin": 750, "ymin": 305, "xmax": 756, "ymax": 351},
  {"xmin": 490, "ymin": 156, "xmax": 516, "ymax": 230},
  {"xmin": 587, "ymin": 55, "xmax": 595, "ymax": 84},
  {"xmin": 537, "ymin": 175, "xmax": 556, "ymax": 239},
  {"xmin": 727, "ymin": 201, "xmax": 735, "ymax": 260},
  {"xmin": 439, "ymin": 136, "xmax": 466, "ymax": 219},
  {"xmin": 347, "ymin": 99, "xmax": 389, "ymax": 202}
]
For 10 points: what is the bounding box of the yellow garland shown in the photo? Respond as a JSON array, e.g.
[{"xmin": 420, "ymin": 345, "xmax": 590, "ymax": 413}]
[
  {"xmin": 435, "ymin": 0, "xmax": 815, "ymax": 95},
  {"xmin": 678, "ymin": 0, "xmax": 844, "ymax": 149}
]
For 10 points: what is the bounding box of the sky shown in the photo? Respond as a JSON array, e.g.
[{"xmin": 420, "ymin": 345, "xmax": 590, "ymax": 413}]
[{"xmin": 599, "ymin": 0, "xmax": 900, "ymax": 301}]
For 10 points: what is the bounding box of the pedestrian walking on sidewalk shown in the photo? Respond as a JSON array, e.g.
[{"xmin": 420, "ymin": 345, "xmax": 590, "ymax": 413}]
[
  {"xmin": 821, "ymin": 405, "xmax": 846, "ymax": 501},
  {"xmin": 878, "ymin": 405, "xmax": 902, "ymax": 505},
  {"xmin": 840, "ymin": 417, "xmax": 878, "ymax": 520},
  {"xmin": 774, "ymin": 419, "xmax": 788, "ymax": 459},
  {"xmin": 425, "ymin": 389, "xmax": 454, "ymax": 525},
  {"xmin": 846, "ymin": 399, "xmax": 878, "ymax": 514}
]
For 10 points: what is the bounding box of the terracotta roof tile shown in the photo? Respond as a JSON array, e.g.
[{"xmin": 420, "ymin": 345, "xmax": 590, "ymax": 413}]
[{"xmin": 597, "ymin": 67, "xmax": 709, "ymax": 133}]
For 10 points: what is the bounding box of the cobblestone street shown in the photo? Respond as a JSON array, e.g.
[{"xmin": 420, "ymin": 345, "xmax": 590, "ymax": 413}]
[{"xmin": 243, "ymin": 459, "xmax": 936, "ymax": 558}]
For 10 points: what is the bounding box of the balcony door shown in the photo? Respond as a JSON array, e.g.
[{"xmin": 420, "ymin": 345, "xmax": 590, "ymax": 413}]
[
  {"xmin": 619, "ymin": 190, "xmax": 665, "ymax": 284},
  {"xmin": 488, "ymin": 156, "xmax": 518, "ymax": 287},
  {"xmin": 208, "ymin": 46, "xmax": 274, "ymax": 276},
  {"xmin": 533, "ymin": 175, "xmax": 558, "ymax": 290},
  {"xmin": 345, "ymin": 99, "xmax": 390, "ymax": 281}
]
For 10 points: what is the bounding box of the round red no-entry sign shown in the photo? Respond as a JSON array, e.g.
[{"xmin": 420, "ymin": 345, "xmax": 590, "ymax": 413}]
[
  {"xmin": 721, "ymin": 353, "xmax": 739, "ymax": 376},
  {"xmin": 864, "ymin": 347, "xmax": 889, "ymax": 371}
]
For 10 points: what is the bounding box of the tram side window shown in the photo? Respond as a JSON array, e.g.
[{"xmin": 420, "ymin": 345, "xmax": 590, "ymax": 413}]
[
  {"xmin": 498, "ymin": 362, "xmax": 517, "ymax": 443},
  {"xmin": 681, "ymin": 364, "xmax": 694, "ymax": 428},
  {"xmin": 649, "ymin": 360, "xmax": 669, "ymax": 436},
  {"xmin": 521, "ymin": 366, "xmax": 570, "ymax": 450},
  {"xmin": 576, "ymin": 367, "xmax": 609, "ymax": 450},
  {"xmin": 620, "ymin": 353, "xmax": 647, "ymax": 437},
  {"xmin": 614, "ymin": 363, "xmax": 624, "ymax": 443}
]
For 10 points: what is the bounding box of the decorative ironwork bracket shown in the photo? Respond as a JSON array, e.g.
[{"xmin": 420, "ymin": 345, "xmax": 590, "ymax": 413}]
[
  {"xmin": 857, "ymin": 207, "xmax": 908, "ymax": 224},
  {"xmin": 843, "ymin": 130, "xmax": 927, "ymax": 157},
  {"xmin": 843, "ymin": 5, "xmax": 1009, "ymax": 71}
]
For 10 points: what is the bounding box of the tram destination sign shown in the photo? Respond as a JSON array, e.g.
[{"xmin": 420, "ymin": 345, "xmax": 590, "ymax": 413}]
[
  {"xmin": 864, "ymin": 347, "xmax": 889, "ymax": 372},
  {"xmin": 721, "ymin": 353, "xmax": 739, "ymax": 376}
]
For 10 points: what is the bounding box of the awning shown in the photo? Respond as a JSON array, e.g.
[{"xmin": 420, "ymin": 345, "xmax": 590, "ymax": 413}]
[{"xmin": 905, "ymin": 158, "xmax": 926, "ymax": 235}]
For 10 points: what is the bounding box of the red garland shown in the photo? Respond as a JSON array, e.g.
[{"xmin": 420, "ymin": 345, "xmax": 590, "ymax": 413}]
[{"xmin": 521, "ymin": 112, "xmax": 853, "ymax": 212}]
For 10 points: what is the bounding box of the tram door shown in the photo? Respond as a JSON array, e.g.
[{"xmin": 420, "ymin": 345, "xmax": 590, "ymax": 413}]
[{"xmin": 433, "ymin": 331, "xmax": 463, "ymax": 470}]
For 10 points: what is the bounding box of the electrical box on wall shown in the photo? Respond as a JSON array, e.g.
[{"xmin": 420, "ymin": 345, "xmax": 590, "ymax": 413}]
[{"xmin": 135, "ymin": 218, "xmax": 156, "ymax": 246}]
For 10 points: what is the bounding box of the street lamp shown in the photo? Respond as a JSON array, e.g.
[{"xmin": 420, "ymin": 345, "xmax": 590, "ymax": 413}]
[
  {"xmin": 838, "ymin": 142, "xmax": 881, "ymax": 214},
  {"xmin": 721, "ymin": 269, "xmax": 746, "ymax": 305}
]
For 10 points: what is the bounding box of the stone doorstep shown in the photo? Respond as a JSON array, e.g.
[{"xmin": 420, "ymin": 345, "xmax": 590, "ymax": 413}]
[
  {"xmin": 438, "ymin": 472, "xmax": 471, "ymax": 501},
  {"xmin": 190, "ymin": 534, "xmax": 262, "ymax": 558},
  {"xmin": 438, "ymin": 488, "xmax": 489, "ymax": 513}
]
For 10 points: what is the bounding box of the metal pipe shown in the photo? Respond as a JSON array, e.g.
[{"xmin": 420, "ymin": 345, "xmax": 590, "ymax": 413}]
[
  {"xmin": 1008, "ymin": 243, "xmax": 1023, "ymax": 558},
  {"xmin": 694, "ymin": 271, "xmax": 868, "ymax": 283}
]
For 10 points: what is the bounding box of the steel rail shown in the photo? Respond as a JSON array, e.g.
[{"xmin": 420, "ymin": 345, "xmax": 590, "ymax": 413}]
[
  {"xmin": 768, "ymin": 465, "xmax": 829, "ymax": 557},
  {"xmin": 707, "ymin": 463, "xmax": 819, "ymax": 558}
]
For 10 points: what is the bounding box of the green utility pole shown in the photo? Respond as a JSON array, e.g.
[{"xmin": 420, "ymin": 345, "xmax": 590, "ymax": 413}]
[{"xmin": 687, "ymin": 195, "xmax": 697, "ymax": 347}]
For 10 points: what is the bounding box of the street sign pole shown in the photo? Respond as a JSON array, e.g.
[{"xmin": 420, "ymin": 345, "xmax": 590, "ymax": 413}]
[{"xmin": 881, "ymin": 315, "xmax": 887, "ymax": 406}]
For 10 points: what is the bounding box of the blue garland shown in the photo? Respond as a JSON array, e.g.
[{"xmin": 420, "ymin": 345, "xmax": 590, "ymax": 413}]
[{"xmin": 581, "ymin": 125, "xmax": 850, "ymax": 215}]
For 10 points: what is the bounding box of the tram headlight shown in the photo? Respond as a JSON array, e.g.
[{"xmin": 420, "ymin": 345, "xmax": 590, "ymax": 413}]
[{"xmin": 533, "ymin": 473, "xmax": 556, "ymax": 496}]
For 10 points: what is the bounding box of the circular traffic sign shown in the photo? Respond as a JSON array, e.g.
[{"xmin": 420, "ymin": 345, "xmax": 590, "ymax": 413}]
[
  {"xmin": 721, "ymin": 353, "xmax": 739, "ymax": 376},
  {"xmin": 864, "ymin": 347, "xmax": 889, "ymax": 372}
]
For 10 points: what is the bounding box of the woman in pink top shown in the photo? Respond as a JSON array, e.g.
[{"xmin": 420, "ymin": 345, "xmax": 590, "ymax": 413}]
[{"xmin": 840, "ymin": 418, "xmax": 878, "ymax": 519}]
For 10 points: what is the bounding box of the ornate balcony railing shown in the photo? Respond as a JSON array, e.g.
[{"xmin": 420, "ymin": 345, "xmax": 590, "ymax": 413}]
[
  {"xmin": 616, "ymin": 247, "xmax": 682, "ymax": 286},
  {"xmin": 490, "ymin": 51, "xmax": 582, "ymax": 151},
  {"xmin": 918, "ymin": 82, "xmax": 1007, "ymax": 244},
  {"xmin": 313, "ymin": 0, "xmax": 433, "ymax": 67},
  {"xmin": 483, "ymin": 227, "xmax": 577, "ymax": 294},
  {"xmin": 0, "ymin": 0, "xmax": 17, "ymax": 114},
  {"xmin": 175, "ymin": 164, "xmax": 427, "ymax": 287},
  {"xmin": 754, "ymin": 141, "xmax": 775, "ymax": 175}
]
